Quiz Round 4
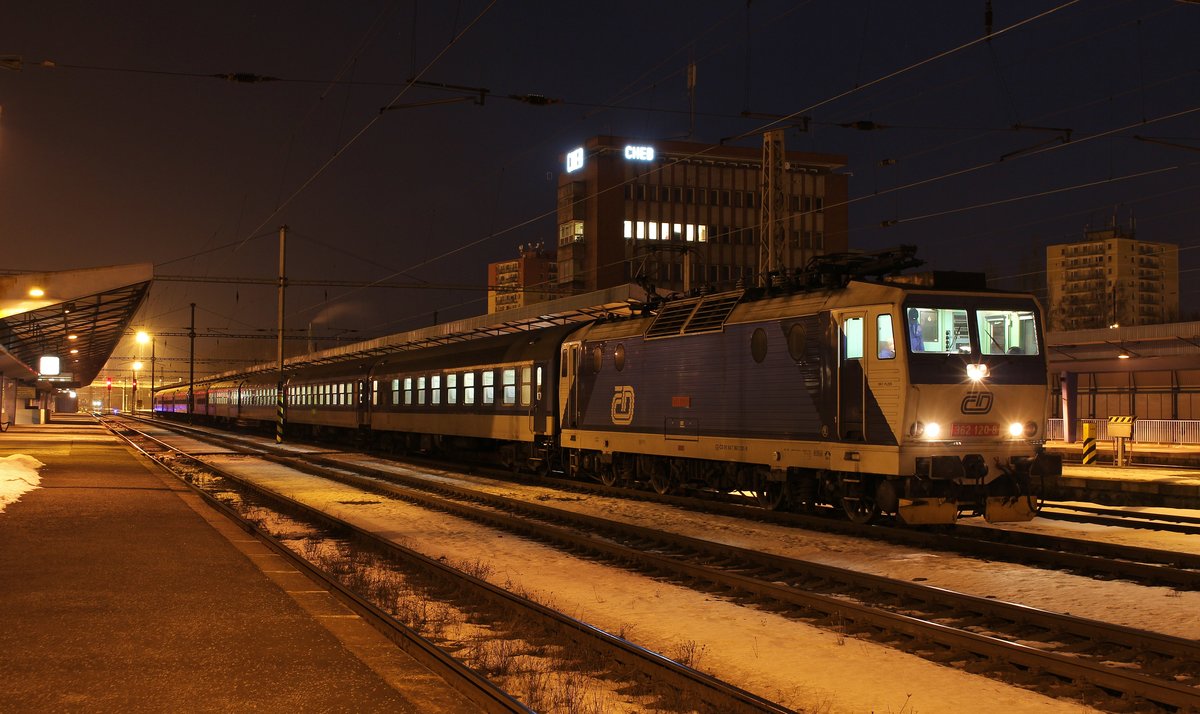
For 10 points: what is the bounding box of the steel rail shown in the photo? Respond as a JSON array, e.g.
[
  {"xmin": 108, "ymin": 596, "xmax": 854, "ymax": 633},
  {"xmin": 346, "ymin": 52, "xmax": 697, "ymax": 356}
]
[
  {"xmin": 110, "ymin": 416, "xmax": 791, "ymax": 714},
  {"xmin": 100, "ymin": 417, "xmax": 530, "ymax": 714},
  {"xmin": 265, "ymin": 452, "xmax": 1200, "ymax": 712},
  {"xmin": 131, "ymin": 414, "xmax": 1200, "ymax": 587}
]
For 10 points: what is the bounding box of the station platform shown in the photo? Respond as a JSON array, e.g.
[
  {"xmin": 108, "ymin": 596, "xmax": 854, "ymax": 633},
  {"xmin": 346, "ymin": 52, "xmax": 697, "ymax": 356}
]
[
  {"xmin": 0, "ymin": 413, "xmax": 472, "ymax": 712},
  {"xmin": 1042, "ymin": 441, "xmax": 1200, "ymax": 508}
]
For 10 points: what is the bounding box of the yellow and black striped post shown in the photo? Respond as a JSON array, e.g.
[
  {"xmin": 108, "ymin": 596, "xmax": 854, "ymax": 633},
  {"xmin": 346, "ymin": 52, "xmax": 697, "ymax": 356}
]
[{"xmin": 1081, "ymin": 422, "xmax": 1096, "ymax": 465}]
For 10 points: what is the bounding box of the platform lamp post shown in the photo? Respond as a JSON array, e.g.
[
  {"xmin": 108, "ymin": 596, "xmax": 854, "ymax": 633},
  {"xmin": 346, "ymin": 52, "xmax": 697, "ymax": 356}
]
[
  {"xmin": 131, "ymin": 361, "xmax": 143, "ymax": 413},
  {"xmin": 136, "ymin": 331, "xmax": 155, "ymax": 416}
]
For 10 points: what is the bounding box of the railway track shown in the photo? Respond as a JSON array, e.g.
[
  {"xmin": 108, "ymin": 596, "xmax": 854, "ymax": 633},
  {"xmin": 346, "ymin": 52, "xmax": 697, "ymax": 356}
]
[
  {"xmin": 1038, "ymin": 501, "xmax": 1200, "ymax": 536},
  {"xmin": 122, "ymin": 416, "xmax": 1200, "ymax": 712},
  {"xmin": 104, "ymin": 415, "xmax": 791, "ymax": 714}
]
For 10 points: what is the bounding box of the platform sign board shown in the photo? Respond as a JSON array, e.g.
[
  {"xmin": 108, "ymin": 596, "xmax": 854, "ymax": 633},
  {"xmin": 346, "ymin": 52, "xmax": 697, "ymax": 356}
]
[{"xmin": 1108, "ymin": 415, "xmax": 1135, "ymax": 439}]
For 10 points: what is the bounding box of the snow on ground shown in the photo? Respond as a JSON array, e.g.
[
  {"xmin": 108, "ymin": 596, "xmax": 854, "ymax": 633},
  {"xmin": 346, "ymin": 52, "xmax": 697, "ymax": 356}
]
[
  {"xmin": 208, "ymin": 455, "xmax": 1112, "ymax": 713},
  {"xmin": 0, "ymin": 454, "xmax": 44, "ymax": 514}
]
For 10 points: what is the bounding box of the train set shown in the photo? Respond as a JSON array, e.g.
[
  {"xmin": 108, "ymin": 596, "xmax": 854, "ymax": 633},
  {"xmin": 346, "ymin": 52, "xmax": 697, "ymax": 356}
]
[{"xmin": 154, "ymin": 249, "xmax": 1060, "ymax": 525}]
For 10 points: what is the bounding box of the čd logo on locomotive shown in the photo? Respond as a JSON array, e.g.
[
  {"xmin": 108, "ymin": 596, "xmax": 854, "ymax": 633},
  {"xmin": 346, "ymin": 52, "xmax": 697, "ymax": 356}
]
[
  {"xmin": 960, "ymin": 391, "xmax": 994, "ymax": 415},
  {"xmin": 611, "ymin": 386, "xmax": 636, "ymax": 425}
]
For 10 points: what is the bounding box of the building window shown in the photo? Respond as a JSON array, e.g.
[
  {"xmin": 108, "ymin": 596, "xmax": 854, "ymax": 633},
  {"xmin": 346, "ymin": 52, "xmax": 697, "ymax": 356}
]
[
  {"xmin": 672, "ymin": 223, "xmax": 683, "ymax": 240},
  {"xmin": 623, "ymin": 220, "xmax": 632, "ymax": 240},
  {"xmin": 637, "ymin": 185, "xmax": 646, "ymax": 201},
  {"xmin": 636, "ymin": 221, "xmax": 645, "ymax": 240}
]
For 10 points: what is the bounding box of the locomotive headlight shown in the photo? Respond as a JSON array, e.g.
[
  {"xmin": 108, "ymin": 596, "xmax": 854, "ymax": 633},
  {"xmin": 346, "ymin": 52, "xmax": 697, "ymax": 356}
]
[
  {"xmin": 966, "ymin": 363, "xmax": 989, "ymax": 381},
  {"xmin": 1008, "ymin": 422, "xmax": 1025, "ymax": 437},
  {"xmin": 924, "ymin": 421, "xmax": 942, "ymax": 438}
]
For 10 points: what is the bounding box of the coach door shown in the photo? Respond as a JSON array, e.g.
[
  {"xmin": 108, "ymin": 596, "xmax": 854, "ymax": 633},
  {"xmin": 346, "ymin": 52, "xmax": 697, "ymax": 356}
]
[{"xmin": 837, "ymin": 312, "xmax": 866, "ymax": 441}]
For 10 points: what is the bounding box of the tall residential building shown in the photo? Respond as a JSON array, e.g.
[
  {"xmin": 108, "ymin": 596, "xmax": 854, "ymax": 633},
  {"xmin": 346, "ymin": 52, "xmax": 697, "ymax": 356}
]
[
  {"xmin": 486, "ymin": 243, "xmax": 557, "ymax": 314},
  {"xmin": 555, "ymin": 135, "xmax": 849, "ymax": 295},
  {"xmin": 1046, "ymin": 223, "xmax": 1179, "ymax": 330}
]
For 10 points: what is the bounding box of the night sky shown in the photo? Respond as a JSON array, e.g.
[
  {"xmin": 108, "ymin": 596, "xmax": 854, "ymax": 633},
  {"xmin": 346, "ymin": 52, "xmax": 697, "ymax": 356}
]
[{"xmin": 2, "ymin": 1, "xmax": 1198, "ymax": 383}]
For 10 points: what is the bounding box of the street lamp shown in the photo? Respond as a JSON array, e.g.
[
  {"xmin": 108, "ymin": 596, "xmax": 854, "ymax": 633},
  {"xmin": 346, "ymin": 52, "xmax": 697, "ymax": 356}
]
[{"xmin": 136, "ymin": 331, "xmax": 155, "ymax": 416}]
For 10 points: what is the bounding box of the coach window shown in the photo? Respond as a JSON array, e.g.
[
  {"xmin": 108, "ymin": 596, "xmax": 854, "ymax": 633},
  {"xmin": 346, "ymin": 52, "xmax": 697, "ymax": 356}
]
[
  {"xmin": 417, "ymin": 376, "xmax": 427, "ymax": 405},
  {"xmin": 482, "ymin": 371, "xmax": 495, "ymax": 405},
  {"xmin": 876, "ymin": 315, "xmax": 896, "ymax": 360},
  {"xmin": 535, "ymin": 366, "xmax": 543, "ymax": 401},
  {"xmin": 371, "ymin": 380, "xmax": 379, "ymax": 406},
  {"xmin": 392, "ymin": 379, "xmax": 400, "ymax": 405},
  {"xmin": 520, "ymin": 366, "xmax": 532, "ymax": 406},
  {"xmin": 431, "ymin": 375, "xmax": 442, "ymax": 405},
  {"xmin": 501, "ymin": 369, "xmax": 517, "ymax": 406},
  {"xmin": 447, "ymin": 373, "xmax": 458, "ymax": 405},
  {"xmin": 464, "ymin": 372, "xmax": 476, "ymax": 405},
  {"xmin": 403, "ymin": 377, "xmax": 413, "ymax": 405}
]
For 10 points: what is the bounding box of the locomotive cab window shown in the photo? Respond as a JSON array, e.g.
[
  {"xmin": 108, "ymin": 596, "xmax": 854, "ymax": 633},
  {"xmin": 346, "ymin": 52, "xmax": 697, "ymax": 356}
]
[
  {"xmin": 976, "ymin": 309, "xmax": 1039, "ymax": 355},
  {"xmin": 906, "ymin": 307, "xmax": 969, "ymax": 354}
]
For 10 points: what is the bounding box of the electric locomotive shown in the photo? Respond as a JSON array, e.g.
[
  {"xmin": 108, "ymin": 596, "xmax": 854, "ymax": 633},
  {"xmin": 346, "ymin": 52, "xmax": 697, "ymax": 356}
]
[
  {"xmin": 153, "ymin": 250, "xmax": 1057, "ymax": 525},
  {"xmin": 556, "ymin": 275, "xmax": 1058, "ymax": 524}
]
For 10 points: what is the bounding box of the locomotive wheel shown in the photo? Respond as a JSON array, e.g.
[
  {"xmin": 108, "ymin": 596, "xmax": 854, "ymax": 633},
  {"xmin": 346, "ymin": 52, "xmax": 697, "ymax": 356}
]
[
  {"xmin": 842, "ymin": 496, "xmax": 880, "ymax": 524},
  {"xmin": 650, "ymin": 470, "xmax": 676, "ymax": 495},
  {"xmin": 751, "ymin": 469, "xmax": 789, "ymax": 511},
  {"xmin": 599, "ymin": 463, "xmax": 621, "ymax": 487}
]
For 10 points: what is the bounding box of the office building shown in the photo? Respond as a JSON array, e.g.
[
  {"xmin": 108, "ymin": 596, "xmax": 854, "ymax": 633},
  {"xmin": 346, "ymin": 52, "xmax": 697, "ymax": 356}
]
[
  {"xmin": 1046, "ymin": 223, "xmax": 1179, "ymax": 330},
  {"xmin": 555, "ymin": 136, "xmax": 849, "ymax": 295}
]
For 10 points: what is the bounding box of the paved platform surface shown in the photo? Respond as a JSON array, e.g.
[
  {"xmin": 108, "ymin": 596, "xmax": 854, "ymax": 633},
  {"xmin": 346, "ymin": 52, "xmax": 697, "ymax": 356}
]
[
  {"xmin": 0, "ymin": 413, "xmax": 474, "ymax": 713},
  {"xmin": 1042, "ymin": 441, "xmax": 1200, "ymax": 507}
]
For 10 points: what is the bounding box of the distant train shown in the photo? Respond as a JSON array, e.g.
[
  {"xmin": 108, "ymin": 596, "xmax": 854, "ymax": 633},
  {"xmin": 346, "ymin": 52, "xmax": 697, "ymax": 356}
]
[{"xmin": 155, "ymin": 250, "xmax": 1060, "ymax": 525}]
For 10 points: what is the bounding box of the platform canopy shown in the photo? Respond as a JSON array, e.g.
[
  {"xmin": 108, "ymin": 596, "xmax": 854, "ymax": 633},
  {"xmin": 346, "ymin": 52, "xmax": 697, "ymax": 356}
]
[{"xmin": 0, "ymin": 264, "xmax": 153, "ymax": 388}]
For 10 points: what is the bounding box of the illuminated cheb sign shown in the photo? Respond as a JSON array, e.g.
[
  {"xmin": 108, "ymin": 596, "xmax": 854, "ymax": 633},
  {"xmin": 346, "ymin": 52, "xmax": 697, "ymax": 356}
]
[
  {"xmin": 624, "ymin": 145, "xmax": 655, "ymax": 161},
  {"xmin": 565, "ymin": 147, "xmax": 585, "ymax": 173}
]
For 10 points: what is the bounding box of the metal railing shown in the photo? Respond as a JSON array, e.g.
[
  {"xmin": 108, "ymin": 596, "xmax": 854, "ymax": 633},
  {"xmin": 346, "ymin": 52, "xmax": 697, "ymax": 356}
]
[{"xmin": 1047, "ymin": 419, "xmax": 1200, "ymax": 444}]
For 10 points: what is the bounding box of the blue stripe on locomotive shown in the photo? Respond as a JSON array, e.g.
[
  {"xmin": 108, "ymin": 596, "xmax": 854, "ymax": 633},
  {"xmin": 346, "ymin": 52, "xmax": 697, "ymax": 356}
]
[{"xmin": 575, "ymin": 317, "xmax": 835, "ymax": 440}]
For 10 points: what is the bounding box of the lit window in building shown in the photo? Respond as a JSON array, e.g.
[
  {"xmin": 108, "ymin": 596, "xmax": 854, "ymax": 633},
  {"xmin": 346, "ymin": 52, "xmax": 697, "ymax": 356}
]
[
  {"xmin": 636, "ymin": 221, "xmax": 645, "ymax": 240},
  {"xmin": 661, "ymin": 223, "xmax": 670, "ymax": 240},
  {"xmin": 698, "ymin": 225, "xmax": 708, "ymax": 242},
  {"xmin": 624, "ymin": 220, "xmax": 633, "ymax": 240},
  {"xmin": 686, "ymin": 224, "xmax": 695, "ymax": 242},
  {"xmin": 673, "ymin": 224, "xmax": 683, "ymax": 240}
]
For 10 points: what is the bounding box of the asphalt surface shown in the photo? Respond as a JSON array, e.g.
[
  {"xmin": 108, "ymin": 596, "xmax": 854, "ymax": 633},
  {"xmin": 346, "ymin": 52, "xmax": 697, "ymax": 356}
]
[{"xmin": 0, "ymin": 413, "xmax": 474, "ymax": 713}]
